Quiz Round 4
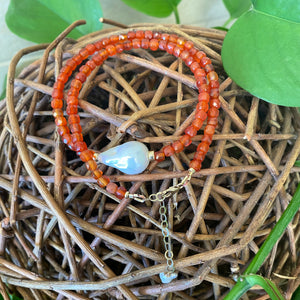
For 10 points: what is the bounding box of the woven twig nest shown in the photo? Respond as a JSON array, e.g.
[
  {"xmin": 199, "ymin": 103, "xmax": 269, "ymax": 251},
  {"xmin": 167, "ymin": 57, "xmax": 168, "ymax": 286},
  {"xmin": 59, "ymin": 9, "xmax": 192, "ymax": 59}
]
[{"xmin": 1, "ymin": 22, "xmax": 300, "ymax": 299}]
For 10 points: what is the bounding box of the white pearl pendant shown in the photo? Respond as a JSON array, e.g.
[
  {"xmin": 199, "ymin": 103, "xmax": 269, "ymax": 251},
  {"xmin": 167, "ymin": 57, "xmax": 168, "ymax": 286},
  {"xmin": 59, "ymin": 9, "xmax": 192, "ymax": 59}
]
[
  {"xmin": 97, "ymin": 141, "xmax": 149, "ymax": 175},
  {"xmin": 159, "ymin": 272, "xmax": 178, "ymax": 283}
]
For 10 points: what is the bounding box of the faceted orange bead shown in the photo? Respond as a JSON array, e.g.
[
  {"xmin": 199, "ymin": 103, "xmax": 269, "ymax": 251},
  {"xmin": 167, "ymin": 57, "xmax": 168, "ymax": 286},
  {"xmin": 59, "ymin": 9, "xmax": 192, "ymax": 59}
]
[
  {"xmin": 86, "ymin": 60, "xmax": 97, "ymax": 70},
  {"xmin": 180, "ymin": 50, "xmax": 189, "ymax": 61},
  {"xmin": 86, "ymin": 159, "xmax": 97, "ymax": 171},
  {"xmin": 204, "ymin": 64, "xmax": 214, "ymax": 73},
  {"xmin": 189, "ymin": 159, "xmax": 202, "ymax": 172},
  {"xmin": 166, "ymin": 42, "xmax": 176, "ymax": 54},
  {"xmin": 79, "ymin": 48, "xmax": 90, "ymax": 60},
  {"xmin": 204, "ymin": 125, "xmax": 215, "ymax": 136},
  {"xmin": 192, "ymin": 118, "xmax": 204, "ymax": 130},
  {"xmin": 195, "ymin": 109, "xmax": 207, "ymax": 121},
  {"xmin": 115, "ymin": 43, "xmax": 125, "ymax": 53},
  {"xmin": 190, "ymin": 62, "xmax": 200, "ymax": 73},
  {"xmin": 200, "ymin": 57, "xmax": 212, "ymax": 67},
  {"xmin": 169, "ymin": 34, "xmax": 178, "ymax": 43},
  {"xmin": 144, "ymin": 30, "xmax": 153, "ymax": 39},
  {"xmin": 75, "ymin": 72, "xmax": 87, "ymax": 83},
  {"xmin": 189, "ymin": 47, "xmax": 197, "ymax": 56},
  {"xmin": 67, "ymin": 95, "xmax": 79, "ymax": 106},
  {"xmin": 74, "ymin": 141, "xmax": 87, "ymax": 153},
  {"xmin": 52, "ymin": 109, "xmax": 63, "ymax": 118},
  {"xmin": 177, "ymin": 37, "xmax": 185, "ymax": 46},
  {"xmin": 97, "ymin": 175, "xmax": 110, "ymax": 188},
  {"xmin": 196, "ymin": 77, "xmax": 207, "ymax": 88},
  {"xmin": 161, "ymin": 33, "xmax": 169, "ymax": 41},
  {"xmin": 141, "ymin": 39, "xmax": 150, "ymax": 49},
  {"xmin": 180, "ymin": 134, "xmax": 192, "ymax": 147},
  {"xmin": 69, "ymin": 123, "xmax": 82, "ymax": 133},
  {"xmin": 127, "ymin": 31, "xmax": 136, "ymax": 39},
  {"xmin": 184, "ymin": 40, "xmax": 194, "ymax": 50},
  {"xmin": 153, "ymin": 31, "xmax": 161, "ymax": 39},
  {"xmin": 185, "ymin": 125, "xmax": 198, "ymax": 137},
  {"xmin": 65, "ymin": 59, "xmax": 77, "ymax": 70},
  {"xmin": 198, "ymin": 84, "xmax": 210, "ymax": 93},
  {"xmin": 109, "ymin": 34, "xmax": 119, "ymax": 44},
  {"xmin": 95, "ymin": 38, "xmax": 109, "ymax": 50},
  {"xmin": 173, "ymin": 46, "xmax": 182, "ymax": 57},
  {"xmin": 57, "ymin": 125, "xmax": 69, "ymax": 136},
  {"xmin": 67, "ymin": 88, "xmax": 79, "ymax": 97},
  {"xmin": 53, "ymin": 80, "xmax": 65, "ymax": 91},
  {"xmin": 197, "ymin": 142, "xmax": 210, "ymax": 154},
  {"xmin": 158, "ymin": 40, "xmax": 167, "ymax": 51},
  {"xmin": 106, "ymin": 45, "xmax": 117, "ymax": 56},
  {"xmin": 115, "ymin": 186, "xmax": 127, "ymax": 199},
  {"xmin": 55, "ymin": 116, "xmax": 67, "ymax": 126},
  {"xmin": 68, "ymin": 114, "xmax": 80, "ymax": 124},
  {"xmin": 85, "ymin": 43, "xmax": 96, "ymax": 55},
  {"xmin": 185, "ymin": 56, "xmax": 194, "ymax": 67},
  {"xmin": 210, "ymin": 80, "xmax": 220, "ymax": 89},
  {"xmin": 149, "ymin": 39, "xmax": 159, "ymax": 51},
  {"xmin": 66, "ymin": 105, "xmax": 78, "ymax": 115},
  {"xmin": 154, "ymin": 151, "xmax": 165, "ymax": 162},
  {"xmin": 210, "ymin": 98, "xmax": 221, "ymax": 109},
  {"xmin": 92, "ymin": 169, "xmax": 103, "ymax": 179},
  {"xmin": 194, "ymin": 68, "xmax": 206, "ymax": 79},
  {"xmin": 210, "ymin": 88, "xmax": 219, "ymax": 98},
  {"xmin": 70, "ymin": 79, "xmax": 82, "ymax": 90},
  {"xmin": 92, "ymin": 54, "xmax": 103, "ymax": 66},
  {"xmin": 194, "ymin": 151, "xmax": 206, "ymax": 162},
  {"xmin": 80, "ymin": 149, "xmax": 94, "ymax": 162},
  {"xmin": 123, "ymin": 41, "xmax": 133, "ymax": 50},
  {"xmin": 60, "ymin": 65, "xmax": 72, "ymax": 77},
  {"xmin": 106, "ymin": 182, "xmax": 118, "ymax": 194},
  {"xmin": 51, "ymin": 99, "xmax": 63, "ymax": 109},
  {"xmin": 136, "ymin": 30, "xmax": 145, "ymax": 39},
  {"xmin": 194, "ymin": 51, "xmax": 206, "ymax": 63},
  {"xmin": 207, "ymin": 118, "xmax": 218, "ymax": 126},
  {"xmin": 207, "ymin": 71, "xmax": 218, "ymax": 82},
  {"xmin": 198, "ymin": 92, "xmax": 210, "ymax": 102},
  {"xmin": 163, "ymin": 145, "xmax": 175, "ymax": 157},
  {"xmin": 79, "ymin": 65, "xmax": 92, "ymax": 76},
  {"xmin": 172, "ymin": 140, "xmax": 184, "ymax": 153},
  {"xmin": 62, "ymin": 133, "xmax": 72, "ymax": 145},
  {"xmin": 71, "ymin": 133, "xmax": 83, "ymax": 143},
  {"xmin": 73, "ymin": 54, "xmax": 84, "ymax": 65},
  {"xmin": 196, "ymin": 101, "xmax": 209, "ymax": 112},
  {"xmin": 57, "ymin": 72, "xmax": 69, "ymax": 84},
  {"xmin": 208, "ymin": 107, "xmax": 219, "ymax": 118},
  {"xmin": 132, "ymin": 39, "xmax": 141, "ymax": 49},
  {"xmin": 202, "ymin": 134, "xmax": 213, "ymax": 145}
]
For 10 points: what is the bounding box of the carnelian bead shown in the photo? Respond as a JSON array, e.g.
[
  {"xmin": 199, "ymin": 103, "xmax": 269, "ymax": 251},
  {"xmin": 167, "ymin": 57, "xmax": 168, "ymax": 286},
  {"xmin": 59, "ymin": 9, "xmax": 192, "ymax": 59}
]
[
  {"xmin": 57, "ymin": 125, "xmax": 69, "ymax": 136},
  {"xmin": 202, "ymin": 134, "xmax": 213, "ymax": 145},
  {"xmin": 144, "ymin": 30, "xmax": 153, "ymax": 39},
  {"xmin": 200, "ymin": 57, "xmax": 212, "ymax": 67},
  {"xmin": 194, "ymin": 151, "xmax": 206, "ymax": 162},
  {"xmin": 67, "ymin": 88, "xmax": 79, "ymax": 97},
  {"xmin": 80, "ymin": 149, "xmax": 94, "ymax": 162},
  {"xmin": 210, "ymin": 98, "xmax": 221, "ymax": 109},
  {"xmin": 180, "ymin": 134, "xmax": 192, "ymax": 147},
  {"xmin": 74, "ymin": 141, "xmax": 87, "ymax": 153},
  {"xmin": 71, "ymin": 79, "xmax": 82, "ymax": 90},
  {"xmin": 118, "ymin": 34, "xmax": 127, "ymax": 41},
  {"xmin": 207, "ymin": 71, "xmax": 218, "ymax": 82},
  {"xmin": 136, "ymin": 30, "xmax": 145, "ymax": 39},
  {"xmin": 149, "ymin": 39, "xmax": 159, "ymax": 51},
  {"xmin": 66, "ymin": 105, "xmax": 78, "ymax": 115},
  {"xmin": 65, "ymin": 59, "xmax": 77, "ymax": 70},
  {"xmin": 198, "ymin": 92, "xmax": 210, "ymax": 102},
  {"xmin": 123, "ymin": 41, "xmax": 133, "ymax": 50},
  {"xmin": 53, "ymin": 109, "xmax": 63, "ymax": 118},
  {"xmin": 177, "ymin": 37, "xmax": 185, "ymax": 46},
  {"xmin": 189, "ymin": 47, "xmax": 197, "ymax": 56},
  {"xmin": 109, "ymin": 35, "xmax": 119, "ymax": 44},
  {"xmin": 62, "ymin": 133, "xmax": 72, "ymax": 145},
  {"xmin": 92, "ymin": 169, "xmax": 103, "ymax": 179},
  {"xmin": 207, "ymin": 118, "xmax": 218, "ymax": 126},
  {"xmin": 85, "ymin": 43, "xmax": 96, "ymax": 55},
  {"xmin": 75, "ymin": 72, "xmax": 87, "ymax": 83},
  {"xmin": 141, "ymin": 39, "xmax": 149, "ymax": 49},
  {"xmin": 153, "ymin": 31, "xmax": 161, "ymax": 39},
  {"xmin": 208, "ymin": 107, "xmax": 219, "ymax": 118},
  {"xmin": 166, "ymin": 42, "xmax": 176, "ymax": 55},
  {"xmin": 53, "ymin": 80, "xmax": 65, "ymax": 91},
  {"xmin": 189, "ymin": 159, "xmax": 202, "ymax": 172},
  {"xmin": 60, "ymin": 65, "xmax": 72, "ymax": 77},
  {"xmin": 198, "ymin": 84, "xmax": 211, "ymax": 93},
  {"xmin": 86, "ymin": 60, "xmax": 97, "ymax": 71},
  {"xmin": 204, "ymin": 125, "xmax": 215, "ymax": 136},
  {"xmin": 69, "ymin": 123, "xmax": 82, "ymax": 133},
  {"xmin": 115, "ymin": 186, "xmax": 127, "ymax": 199},
  {"xmin": 51, "ymin": 99, "xmax": 63, "ymax": 109},
  {"xmin": 163, "ymin": 145, "xmax": 175, "ymax": 157},
  {"xmin": 95, "ymin": 38, "xmax": 109, "ymax": 50},
  {"xmin": 106, "ymin": 44, "xmax": 117, "ymax": 56},
  {"xmin": 154, "ymin": 150, "xmax": 165, "ymax": 162},
  {"xmin": 68, "ymin": 114, "xmax": 80, "ymax": 125},
  {"xmin": 132, "ymin": 39, "xmax": 141, "ymax": 49},
  {"xmin": 67, "ymin": 94, "xmax": 78, "ymax": 104},
  {"xmin": 92, "ymin": 54, "xmax": 103, "ymax": 66},
  {"xmin": 204, "ymin": 64, "xmax": 214, "ymax": 73},
  {"xmin": 180, "ymin": 50, "xmax": 189, "ymax": 61},
  {"xmin": 184, "ymin": 41, "xmax": 194, "ymax": 50},
  {"xmin": 210, "ymin": 80, "xmax": 220, "ymax": 89},
  {"xmin": 86, "ymin": 159, "xmax": 97, "ymax": 171},
  {"xmin": 194, "ymin": 68, "xmax": 206, "ymax": 79},
  {"xmin": 79, "ymin": 48, "xmax": 90, "ymax": 60},
  {"xmin": 115, "ymin": 43, "xmax": 124, "ymax": 53},
  {"xmin": 210, "ymin": 88, "xmax": 219, "ymax": 98},
  {"xmin": 195, "ymin": 51, "xmax": 206, "ymax": 63},
  {"xmin": 190, "ymin": 62, "xmax": 200, "ymax": 73},
  {"xmin": 79, "ymin": 65, "xmax": 92, "ymax": 77},
  {"xmin": 173, "ymin": 46, "xmax": 182, "ymax": 57},
  {"xmin": 161, "ymin": 33, "xmax": 169, "ymax": 41},
  {"xmin": 197, "ymin": 141, "xmax": 210, "ymax": 153},
  {"xmin": 97, "ymin": 175, "xmax": 110, "ymax": 188},
  {"xmin": 55, "ymin": 116, "xmax": 67, "ymax": 126},
  {"xmin": 196, "ymin": 77, "xmax": 207, "ymax": 88},
  {"xmin": 71, "ymin": 133, "xmax": 83, "ymax": 143},
  {"xmin": 106, "ymin": 182, "xmax": 118, "ymax": 194},
  {"xmin": 169, "ymin": 34, "xmax": 178, "ymax": 43},
  {"xmin": 192, "ymin": 118, "xmax": 204, "ymax": 130},
  {"xmin": 73, "ymin": 54, "xmax": 84, "ymax": 65},
  {"xmin": 185, "ymin": 125, "xmax": 198, "ymax": 137},
  {"xmin": 57, "ymin": 72, "xmax": 69, "ymax": 84},
  {"xmin": 185, "ymin": 56, "xmax": 194, "ymax": 67},
  {"xmin": 195, "ymin": 109, "xmax": 207, "ymax": 121},
  {"xmin": 158, "ymin": 40, "xmax": 167, "ymax": 51},
  {"xmin": 127, "ymin": 31, "xmax": 136, "ymax": 39},
  {"xmin": 172, "ymin": 140, "xmax": 184, "ymax": 153},
  {"xmin": 197, "ymin": 101, "xmax": 209, "ymax": 112}
]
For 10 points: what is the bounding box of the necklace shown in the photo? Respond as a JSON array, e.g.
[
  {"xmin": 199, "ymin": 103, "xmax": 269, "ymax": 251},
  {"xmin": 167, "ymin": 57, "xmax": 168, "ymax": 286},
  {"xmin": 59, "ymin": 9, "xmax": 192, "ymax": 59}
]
[{"xmin": 51, "ymin": 30, "xmax": 220, "ymax": 283}]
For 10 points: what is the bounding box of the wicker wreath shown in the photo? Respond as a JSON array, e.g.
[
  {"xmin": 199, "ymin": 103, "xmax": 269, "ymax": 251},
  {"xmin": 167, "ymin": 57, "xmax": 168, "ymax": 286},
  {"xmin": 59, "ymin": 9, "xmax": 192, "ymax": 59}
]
[{"xmin": 1, "ymin": 21, "xmax": 300, "ymax": 299}]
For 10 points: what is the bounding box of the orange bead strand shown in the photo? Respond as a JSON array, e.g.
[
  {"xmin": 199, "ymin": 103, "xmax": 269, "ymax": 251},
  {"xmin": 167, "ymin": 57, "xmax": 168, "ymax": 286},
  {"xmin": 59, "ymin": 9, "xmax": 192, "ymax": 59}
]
[{"xmin": 52, "ymin": 30, "xmax": 220, "ymax": 198}]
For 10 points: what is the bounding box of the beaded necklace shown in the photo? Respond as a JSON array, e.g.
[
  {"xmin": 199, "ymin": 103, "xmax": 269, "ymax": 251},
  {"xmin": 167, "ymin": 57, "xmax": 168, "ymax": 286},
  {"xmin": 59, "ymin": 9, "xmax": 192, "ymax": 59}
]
[{"xmin": 51, "ymin": 30, "xmax": 220, "ymax": 283}]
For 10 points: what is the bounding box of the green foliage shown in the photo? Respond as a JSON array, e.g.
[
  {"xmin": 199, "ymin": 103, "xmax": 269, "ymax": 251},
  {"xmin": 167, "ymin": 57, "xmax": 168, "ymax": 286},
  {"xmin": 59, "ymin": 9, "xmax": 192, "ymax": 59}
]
[
  {"xmin": 0, "ymin": 75, "xmax": 7, "ymax": 100},
  {"xmin": 221, "ymin": 0, "xmax": 300, "ymax": 107},
  {"xmin": 5, "ymin": 0, "xmax": 103, "ymax": 43},
  {"xmin": 222, "ymin": 0, "xmax": 251, "ymax": 25},
  {"xmin": 120, "ymin": 0, "xmax": 181, "ymax": 23},
  {"xmin": 292, "ymin": 285, "xmax": 300, "ymax": 300}
]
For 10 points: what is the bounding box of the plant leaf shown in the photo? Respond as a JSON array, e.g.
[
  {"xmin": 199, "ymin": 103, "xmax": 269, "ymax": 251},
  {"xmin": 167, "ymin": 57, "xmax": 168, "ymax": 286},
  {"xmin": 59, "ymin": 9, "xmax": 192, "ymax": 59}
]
[
  {"xmin": 223, "ymin": 0, "xmax": 252, "ymax": 19},
  {"xmin": 120, "ymin": 0, "xmax": 181, "ymax": 18},
  {"xmin": 221, "ymin": 0, "xmax": 300, "ymax": 107},
  {"xmin": 5, "ymin": 0, "xmax": 103, "ymax": 44}
]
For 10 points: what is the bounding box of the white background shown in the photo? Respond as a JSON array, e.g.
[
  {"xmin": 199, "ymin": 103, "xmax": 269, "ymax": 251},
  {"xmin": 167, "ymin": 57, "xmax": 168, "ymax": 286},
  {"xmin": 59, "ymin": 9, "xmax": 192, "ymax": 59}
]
[{"xmin": 0, "ymin": 0, "xmax": 230, "ymax": 97}]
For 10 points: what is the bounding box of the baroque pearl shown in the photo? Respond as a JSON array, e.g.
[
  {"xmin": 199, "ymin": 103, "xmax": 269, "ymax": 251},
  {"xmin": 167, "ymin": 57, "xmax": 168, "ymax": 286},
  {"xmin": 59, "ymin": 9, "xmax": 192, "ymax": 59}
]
[{"xmin": 97, "ymin": 141, "xmax": 149, "ymax": 175}]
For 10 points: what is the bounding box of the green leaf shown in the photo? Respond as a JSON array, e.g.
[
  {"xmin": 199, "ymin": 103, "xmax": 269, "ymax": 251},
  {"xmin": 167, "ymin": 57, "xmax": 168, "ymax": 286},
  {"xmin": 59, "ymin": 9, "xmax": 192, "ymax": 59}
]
[
  {"xmin": 221, "ymin": 0, "xmax": 300, "ymax": 107},
  {"xmin": 223, "ymin": 0, "xmax": 252, "ymax": 19},
  {"xmin": 5, "ymin": 0, "xmax": 103, "ymax": 44},
  {"xmin": 0, "ymin": 74, "xmax": 7, "ymax": 100},
  {"xmin": 292, "ymin": 285, "xmax": 300, "ymax": 300},
  {"xmin": 120, "ymin": 0, "xmax": 181, "ymax": 18}
]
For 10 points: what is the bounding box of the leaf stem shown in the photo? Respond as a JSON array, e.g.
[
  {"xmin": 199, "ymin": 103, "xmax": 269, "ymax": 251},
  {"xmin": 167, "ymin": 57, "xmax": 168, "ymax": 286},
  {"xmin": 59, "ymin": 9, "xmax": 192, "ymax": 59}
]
[{"xmin": 173, "ymin": 7, "xmax": 180, "ymax": 24}]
